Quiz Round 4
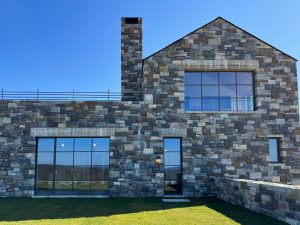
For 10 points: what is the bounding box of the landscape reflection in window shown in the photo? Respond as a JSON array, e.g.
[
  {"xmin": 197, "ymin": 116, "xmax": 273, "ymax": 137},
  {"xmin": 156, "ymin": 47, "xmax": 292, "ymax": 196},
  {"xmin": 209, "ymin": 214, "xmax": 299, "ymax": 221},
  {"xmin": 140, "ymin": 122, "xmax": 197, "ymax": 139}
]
[
  {"xmin": 185, "ymin": 72, "xmax": 254, "ymax": 111},
  {"xmin": 36, "ymin": 137, "xmax": 109, "ymax": 195}
]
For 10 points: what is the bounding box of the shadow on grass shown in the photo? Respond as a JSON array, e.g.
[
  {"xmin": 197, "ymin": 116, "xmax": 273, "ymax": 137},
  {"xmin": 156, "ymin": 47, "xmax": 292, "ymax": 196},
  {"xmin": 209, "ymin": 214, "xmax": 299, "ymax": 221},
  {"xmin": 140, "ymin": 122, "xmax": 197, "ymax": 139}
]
[{"xmin": 0, "ymin": 197, "xmax": 287, "ymax": 225}]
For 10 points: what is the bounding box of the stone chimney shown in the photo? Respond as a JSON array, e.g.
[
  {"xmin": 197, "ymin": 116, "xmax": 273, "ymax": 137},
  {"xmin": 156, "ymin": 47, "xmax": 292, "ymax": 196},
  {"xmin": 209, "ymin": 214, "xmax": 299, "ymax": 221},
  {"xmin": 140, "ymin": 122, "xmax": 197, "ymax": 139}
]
[{"xmin": 121, "ymin": 17, "xmax": 143, "ymax": 101}]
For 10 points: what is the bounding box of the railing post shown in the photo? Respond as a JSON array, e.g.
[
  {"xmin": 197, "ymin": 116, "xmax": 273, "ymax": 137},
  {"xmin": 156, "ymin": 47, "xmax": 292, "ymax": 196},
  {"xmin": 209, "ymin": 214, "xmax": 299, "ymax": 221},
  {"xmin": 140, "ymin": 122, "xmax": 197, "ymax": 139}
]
[
  {"xmin": 1, "ymin": 89, "xmax": 3, "ymax": 100},
  {"xmin": 108, "ymin": 90, "xmax": 110, "ymax": 101},
  {"xmin": 37, "ymin": 89, "xmax": 39, "ymax": 101}
]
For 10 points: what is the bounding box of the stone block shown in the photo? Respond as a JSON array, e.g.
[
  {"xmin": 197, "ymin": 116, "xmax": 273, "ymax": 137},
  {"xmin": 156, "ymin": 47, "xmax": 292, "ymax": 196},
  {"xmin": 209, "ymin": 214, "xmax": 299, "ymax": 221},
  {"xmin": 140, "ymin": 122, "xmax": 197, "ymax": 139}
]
[{"xmin": 143, "ymin": 148, "xmax": 154, "ymax": 154}]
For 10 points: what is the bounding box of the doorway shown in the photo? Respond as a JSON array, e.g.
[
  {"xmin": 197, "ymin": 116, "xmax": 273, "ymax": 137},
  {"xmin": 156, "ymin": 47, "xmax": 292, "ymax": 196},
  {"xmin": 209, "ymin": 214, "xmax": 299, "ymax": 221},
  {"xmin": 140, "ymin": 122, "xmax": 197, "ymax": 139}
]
[{"xmin": 164, "ymin": 138, "xmax": 182, "ymax": 195}]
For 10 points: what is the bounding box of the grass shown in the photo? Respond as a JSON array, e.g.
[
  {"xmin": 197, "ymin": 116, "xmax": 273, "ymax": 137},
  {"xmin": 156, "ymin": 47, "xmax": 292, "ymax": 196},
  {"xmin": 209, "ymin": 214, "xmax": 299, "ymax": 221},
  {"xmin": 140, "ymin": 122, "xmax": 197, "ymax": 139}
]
[{"xmin": 0, "ymin": 197, "xmax": 287, "ymax": 225}]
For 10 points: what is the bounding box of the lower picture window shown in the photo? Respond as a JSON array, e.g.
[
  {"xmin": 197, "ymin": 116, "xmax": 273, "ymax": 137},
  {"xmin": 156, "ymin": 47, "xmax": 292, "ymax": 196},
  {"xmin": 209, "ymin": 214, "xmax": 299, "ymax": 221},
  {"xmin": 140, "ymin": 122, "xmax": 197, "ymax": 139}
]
[{"xmin": 35, "ymin": 137, "xmax": 110, "ymax": 195}]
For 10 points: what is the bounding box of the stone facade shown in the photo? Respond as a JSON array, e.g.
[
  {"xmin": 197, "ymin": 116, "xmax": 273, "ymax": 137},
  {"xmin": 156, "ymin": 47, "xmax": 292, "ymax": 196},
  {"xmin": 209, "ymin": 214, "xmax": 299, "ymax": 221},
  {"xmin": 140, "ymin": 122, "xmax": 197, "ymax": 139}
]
[{"xmin": 0, "ymin": 16, "xmax": 299, "ymax": 224}]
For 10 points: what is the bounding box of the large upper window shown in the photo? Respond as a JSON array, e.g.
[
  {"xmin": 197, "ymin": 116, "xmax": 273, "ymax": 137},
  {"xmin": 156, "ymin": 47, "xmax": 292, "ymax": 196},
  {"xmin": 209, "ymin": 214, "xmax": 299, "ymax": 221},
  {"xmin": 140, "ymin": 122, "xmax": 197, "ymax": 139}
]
[
  {"xmin": 184, "ymin": 72, "xmax": 254, "ymax": 111},
  {"xmin": 36, "ymin": 137, "xmax": 109, "ymax": 195}
]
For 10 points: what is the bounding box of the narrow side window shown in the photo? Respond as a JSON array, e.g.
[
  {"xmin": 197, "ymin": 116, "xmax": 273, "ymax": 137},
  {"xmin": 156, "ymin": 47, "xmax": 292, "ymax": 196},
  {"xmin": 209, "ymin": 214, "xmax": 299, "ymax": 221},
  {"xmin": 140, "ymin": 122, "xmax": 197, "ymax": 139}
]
[{"xmin": 268, "ymin": 138, "xmax": 280, "ymax": 162}]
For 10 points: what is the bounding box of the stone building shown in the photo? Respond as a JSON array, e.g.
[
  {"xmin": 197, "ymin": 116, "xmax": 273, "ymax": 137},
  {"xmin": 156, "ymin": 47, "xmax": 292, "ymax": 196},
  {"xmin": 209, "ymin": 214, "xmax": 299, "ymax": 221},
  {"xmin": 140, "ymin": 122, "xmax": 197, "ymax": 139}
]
[{"xmin": 0, "ymin": 17, "xmax": 300, "ymax": 224}]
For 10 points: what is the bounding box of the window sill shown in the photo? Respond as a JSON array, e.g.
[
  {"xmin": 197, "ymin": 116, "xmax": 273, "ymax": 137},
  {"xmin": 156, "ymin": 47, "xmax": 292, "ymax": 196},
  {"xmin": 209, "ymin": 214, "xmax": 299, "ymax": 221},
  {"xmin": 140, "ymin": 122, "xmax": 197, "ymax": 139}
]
[
  {"xmin": 185, "ymin": 111, "xmax": 258, "ymax": 114},
  {"xmin": 33, "ymin": 195, "xmax": 109, "ymax": 198},
  {"xmin": 268, "ymin": 162, "xmax": 285, "ymax": 166}
]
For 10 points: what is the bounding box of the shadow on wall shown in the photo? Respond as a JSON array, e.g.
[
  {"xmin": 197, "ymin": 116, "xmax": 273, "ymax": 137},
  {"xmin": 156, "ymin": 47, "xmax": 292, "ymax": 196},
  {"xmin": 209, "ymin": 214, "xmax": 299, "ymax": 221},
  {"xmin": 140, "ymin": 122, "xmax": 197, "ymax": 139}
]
[{"xmin": 0, "ymin": 197, "xmax": 287, "ymax": 225}]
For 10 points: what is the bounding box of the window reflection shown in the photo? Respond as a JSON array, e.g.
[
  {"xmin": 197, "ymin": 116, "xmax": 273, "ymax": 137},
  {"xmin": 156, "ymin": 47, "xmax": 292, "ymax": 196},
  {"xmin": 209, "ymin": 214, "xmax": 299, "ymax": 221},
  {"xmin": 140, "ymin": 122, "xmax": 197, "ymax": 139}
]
[
  {"xmin": 237, "ymin": 72, "xmax": 253, "ymax": 84},
  {"xmin": 55, "ymin": 152, "xmax": 73, "ymax": 182},
  {"xmin": 269, "ymin": 138, "xmax": 279, "ymax": 162},
  {"xmin": 38, "ymin": 138, "xmax": 55, "ymax": 152},
  {"xmin": 92, "ymin": 138, "xmax": 110, "ymax": 152},
  {"xmin": 36, "ymin": 139, "xmax": 54, "ymax": 194},
  {"xmin": 36, "ymin": 137, "xmax": 110, "ymax": 195},
  {"xmin": 202, "ymin": 72, "xmax": 218, "ymax": 84},
  {"xmin": 75, "ymin": 138, "xmax": 92, "ymax": 151},
  {"xmin": 185, "ymin": 72, "xmax": 254, "ymax": 111},
  {"xmin": 164, "ymin": 138, "xmax": 182, "ymax": 195},
  {"xmin": 185, "ymin": 72, "xmax": 201, "ymax": 85},
  {"xmin": 74, "ymin": 152, "xmax": 91, "ymax": 181},
  {"xmin": 219, "ymin": 72, "xmax": 236, "ymax": 84},
  {"xmin": 56, "ymin": 138, "xmax": 73, "ymax": 152}
]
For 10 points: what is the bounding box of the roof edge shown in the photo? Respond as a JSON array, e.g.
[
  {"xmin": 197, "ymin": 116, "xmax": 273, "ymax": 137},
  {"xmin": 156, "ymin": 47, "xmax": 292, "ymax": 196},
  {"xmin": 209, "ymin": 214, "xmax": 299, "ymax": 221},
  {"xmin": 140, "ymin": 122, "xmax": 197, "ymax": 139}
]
[{"xmin": 143, "ymin": 16, "xmax": 297, "ymax": 62}]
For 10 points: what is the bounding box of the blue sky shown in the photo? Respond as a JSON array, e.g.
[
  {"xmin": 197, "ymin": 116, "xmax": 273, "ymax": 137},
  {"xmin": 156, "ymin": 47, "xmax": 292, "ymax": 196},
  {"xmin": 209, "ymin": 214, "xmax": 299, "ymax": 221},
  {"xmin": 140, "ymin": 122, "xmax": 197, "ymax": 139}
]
[{"xmin": 0, "ymin": 0, "xmax": 299, "ymax": 92}]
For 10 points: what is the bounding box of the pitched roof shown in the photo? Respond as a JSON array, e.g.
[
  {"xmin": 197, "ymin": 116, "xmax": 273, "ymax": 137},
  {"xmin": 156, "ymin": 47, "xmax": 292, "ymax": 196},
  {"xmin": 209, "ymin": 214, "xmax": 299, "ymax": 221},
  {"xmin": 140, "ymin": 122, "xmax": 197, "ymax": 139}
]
[{"xmin": 143, "ymin": 17, "xmax": 297, "ymax": 61}]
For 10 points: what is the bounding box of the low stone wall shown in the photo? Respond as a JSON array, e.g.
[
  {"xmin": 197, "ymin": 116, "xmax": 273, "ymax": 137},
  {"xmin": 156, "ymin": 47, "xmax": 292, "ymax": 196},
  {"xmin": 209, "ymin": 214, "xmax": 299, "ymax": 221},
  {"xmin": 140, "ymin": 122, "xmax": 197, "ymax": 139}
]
[{"xmin": 214, "ymin": 178, "xmax": 300, "ymax": 225}]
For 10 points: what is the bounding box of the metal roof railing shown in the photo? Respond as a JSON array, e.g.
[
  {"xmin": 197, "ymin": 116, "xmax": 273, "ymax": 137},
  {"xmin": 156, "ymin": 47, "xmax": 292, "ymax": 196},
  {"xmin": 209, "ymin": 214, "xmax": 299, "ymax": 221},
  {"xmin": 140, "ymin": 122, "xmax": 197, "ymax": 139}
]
[{"xmin": 0, "ymin": 89, "xmax": 122, "ymax": 101}]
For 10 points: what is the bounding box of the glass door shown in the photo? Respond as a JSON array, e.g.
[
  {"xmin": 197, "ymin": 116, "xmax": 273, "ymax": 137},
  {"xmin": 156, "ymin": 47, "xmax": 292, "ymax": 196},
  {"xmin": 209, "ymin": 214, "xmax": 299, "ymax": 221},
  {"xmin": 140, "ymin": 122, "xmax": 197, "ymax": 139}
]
[{"xmin": 164, "ymin": 138, "xmax": 182, "ymax": 195}]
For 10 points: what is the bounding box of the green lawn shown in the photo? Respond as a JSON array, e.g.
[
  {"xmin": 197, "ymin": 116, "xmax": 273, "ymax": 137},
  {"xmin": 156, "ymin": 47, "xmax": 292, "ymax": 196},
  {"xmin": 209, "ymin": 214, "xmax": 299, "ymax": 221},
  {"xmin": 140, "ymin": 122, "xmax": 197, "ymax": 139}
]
[{"xmin": 0, "ymin": 197, "xmax": 287, "ymax": 225}]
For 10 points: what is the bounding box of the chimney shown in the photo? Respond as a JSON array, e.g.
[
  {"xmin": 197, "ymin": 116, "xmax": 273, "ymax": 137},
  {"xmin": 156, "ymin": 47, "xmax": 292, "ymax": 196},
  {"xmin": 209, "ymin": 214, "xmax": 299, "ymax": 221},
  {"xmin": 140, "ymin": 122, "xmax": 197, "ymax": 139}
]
[{"xmin": 121, "ymin": 17, "xmax": 143, "ymax": 101}]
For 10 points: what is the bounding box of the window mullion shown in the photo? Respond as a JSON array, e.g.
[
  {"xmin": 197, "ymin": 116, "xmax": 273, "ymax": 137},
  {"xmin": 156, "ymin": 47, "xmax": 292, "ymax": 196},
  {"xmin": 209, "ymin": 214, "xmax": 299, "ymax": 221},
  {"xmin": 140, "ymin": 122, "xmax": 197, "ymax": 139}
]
[
  {"xmin": 71, "ymin": 138, "xmax": 75, "ymax": 194},
  {"xmin": 53, "ymin": 138, "xmax": 57, "ymax": 195},
  {"xmin": 218, "ymin": 72, "xmax": 220, "ymax": 111},
  {"xmin": 90, "ymin": 138, "xmax": 93, "ymax": 192},
  {"xmin": 201, "ymin": 72, "xmax": 203, "ymax": 111},
  {"xmin": 236, "ymin": 72, "xmax": 238, "ymax": 111}
]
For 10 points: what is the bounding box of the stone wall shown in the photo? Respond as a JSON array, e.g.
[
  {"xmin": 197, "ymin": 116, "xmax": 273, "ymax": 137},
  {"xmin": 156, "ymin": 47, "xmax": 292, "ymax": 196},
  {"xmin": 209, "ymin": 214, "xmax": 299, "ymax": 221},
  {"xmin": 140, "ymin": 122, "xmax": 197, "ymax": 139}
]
[
  {"xmin": 1, "ymin": 98, "xmax": 300, "ymax": 198},
  {"xmin": 0, "ymin": 100, "xmax": 157, "ymax": 197},
  {"xmin": 214, "ymin": 178, "xmax": 300, "ymax": 225}
]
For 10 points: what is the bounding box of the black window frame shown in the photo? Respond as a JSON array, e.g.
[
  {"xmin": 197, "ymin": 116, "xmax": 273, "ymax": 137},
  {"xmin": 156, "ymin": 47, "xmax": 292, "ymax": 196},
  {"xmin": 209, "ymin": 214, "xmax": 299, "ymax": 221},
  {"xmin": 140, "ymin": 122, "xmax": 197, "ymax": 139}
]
[
  {"xmin": 163, "ymin": 137, "xmax": 183, "ymax": 195},
  {"xmin": 268, "ymin": 137, "xmax": 281, "ymax": 163},
  {"xmin": 35, "ymin": 137, "xmax": 110, "ymax": 196},
  {"xmin": 184, "ymin": 71, "xmax": 255, "ymax": 112}
]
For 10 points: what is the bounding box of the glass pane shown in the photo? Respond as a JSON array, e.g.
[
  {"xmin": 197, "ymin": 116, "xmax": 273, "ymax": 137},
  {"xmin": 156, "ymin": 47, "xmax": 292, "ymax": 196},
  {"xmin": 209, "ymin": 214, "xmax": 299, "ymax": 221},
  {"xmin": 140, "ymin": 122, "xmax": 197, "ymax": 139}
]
[
  {"xmin": 91, "ymin": 166, "xmax": 109, "ymax": 180},
  {"xmin": 220, "ymin": 85, "xmax": 236, "ymax": 98},
  {"xmin": 73, "ymin": 181, "xmax": 90, "ymax": 192},
  {"xmin": 269, "ymin": 139, "xmax": 278, "ymax": 162},
  {"xmin": 202, "ymin": 97, "xmax": 219, "ymax": 111},
  {"xmin": 164, "ymin": 152, "xmax": 180, "ymax": 166},
  {"xmin": 220, "ymin": 97, "xmax": 237, "ymax": 111},
  {"xmin": 55, "ymin": 152, "xmax": 73, "ymax": 181},
  {"xmin": 164, "ymin": 138, "xmax": 181, "ymax": 152},
  {"xmin": 164, "ymin": 166, "xmax": 181, "ymax": 180},
  {"xmin": 185, "ymin": 72, "xmax": 201, "ymax": 85},
  {"xmin": 237, "ymin": 72, "xmax": 253, "ymax": 84},
  {"xmin": 92, "ymin": 138, "xmax": 110, "ymax": 152},
  {"xmin": 164, "ymin": 181, "xmax": 181, "ymax": 194},
  {"xmin": 92, "ymin": 152, "xmax": 109, "ymax": 166},
  {"xmin": 36, "ymin": 181, "xmax": 53, "ymax": 192},
  {"xmin": 74, "ymin": 138, "xmax": 92, "ymax": 152},
  {"xmin": 237, "ymin": 98, "xmax": 253, "ymax": 112},
  {"xmin": 37, "ymin": 152, "xmax": 54, "ymax": 181},
  {"xmin": 91, "ymin": 181, "xmax": 109, "ymax": 192},
  {"xmin": 55, "ymin": 181, "xmax": 73, "ymax": 190},
  {"xmin": 237, "ymin": 85, "xmax": 253, "ymax": 98},
  {"xmin": 202, "ymin": 86, "xmax": 218, "ymax": 97},
  {"xmin": 219, "ymin": 72, "xmax": 236, "ymax": 84},
  {"xmin": 185, "ymin": 86, "xmax": 201, "ymax": 98},
  {"xmin": 185, "ymin": 98, "xmax": 201, "ymax": 111},
  {"xmin": 202, "ymin": 72, "xmax": 218, "ymax": 84},
  {"xmin": 38, "ymin": 138, "xmax": 54, "ymax": 152},
  {"xmin": 74, "ymin": 152, "xmax": 91, "ymax": 181},
  {"xmin": 56, "ymin": 138, "xmax": 74, "ymax": 152},
  {"xmin": 164, "ymin": 166, "xmax": 182, "ymax": 194}
]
